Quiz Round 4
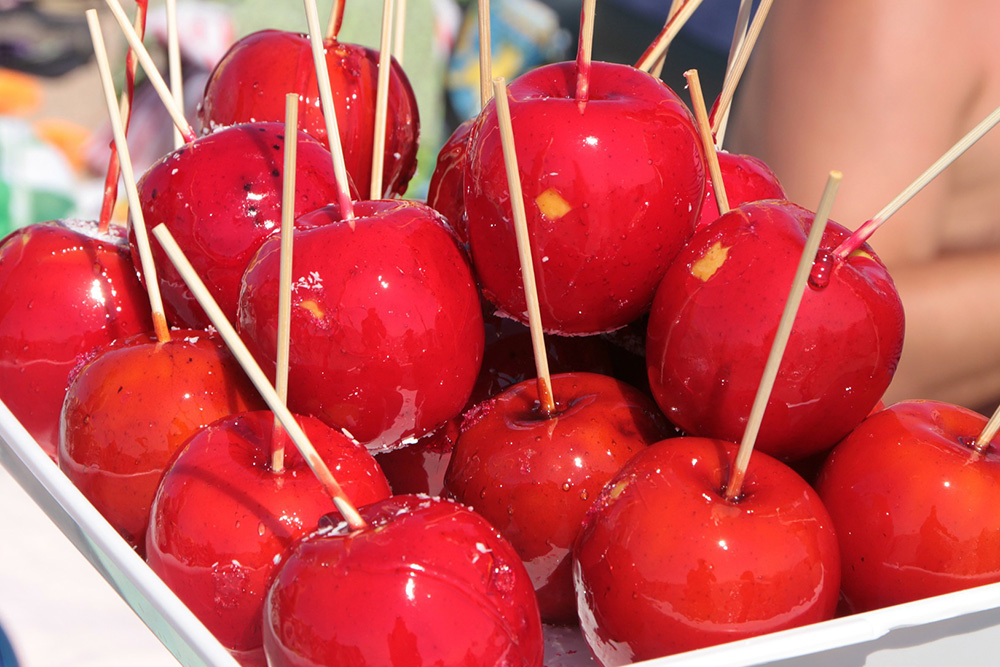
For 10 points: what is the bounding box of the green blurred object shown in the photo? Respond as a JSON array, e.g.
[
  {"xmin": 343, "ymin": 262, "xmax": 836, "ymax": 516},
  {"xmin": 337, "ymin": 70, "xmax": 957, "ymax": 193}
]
[{"xmin": 0, "ymin": 118, "xmax": 76, "ymax": 238}]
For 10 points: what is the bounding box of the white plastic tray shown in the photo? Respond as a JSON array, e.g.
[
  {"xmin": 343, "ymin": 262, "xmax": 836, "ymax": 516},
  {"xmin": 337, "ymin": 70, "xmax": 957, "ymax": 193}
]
[{"xmin": 4, "ymin": 396, "xmax": 1000, "ymax": 667}]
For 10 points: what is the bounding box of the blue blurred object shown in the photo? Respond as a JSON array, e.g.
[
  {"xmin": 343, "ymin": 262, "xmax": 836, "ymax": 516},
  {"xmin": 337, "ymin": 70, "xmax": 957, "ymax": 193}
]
[{"xmin": 0, "ymin": 617, "xmax": 18, "ymax": 667}]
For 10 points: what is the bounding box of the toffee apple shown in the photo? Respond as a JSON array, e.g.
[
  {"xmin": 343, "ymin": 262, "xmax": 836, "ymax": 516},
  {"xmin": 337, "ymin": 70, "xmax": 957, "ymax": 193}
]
[
  {"xmin": 58, "ymin": 329, "xmax": 265, "ymax": 554},
  {"xmin": 696, "ymin": 150, "xmax": 786, "ymax": 229},
  {"xmin": 0, "ymin": 220, "xmax": 153, "ymax": 458},
  {"xmin": 444, "ymin": 371, "xmax": 672, "ymax": 624},
  {"xmin": 426, "ymin": 118, "xmax": 474, "ymax": 242},
  {"xmin": 263, "ymin": 494, "xmax": 544, "ymax": 666},
  {"xmin": 816, "ymin": 400, "xmax": 1000, "ymax": 613},
  {"xmin": 146, "ymin": 410, "xmax": 391, "ymax": 666},
  {"xmin": 464, "ymin": 60, "xmax": 705, "ymax": 334},
  {"xmin": 237, "ymin": 199, "xmax": 484, "ymax": 452},
  {"xmin": 134, "ymin": 122, "xmax": 347, "ymax": 328},
  {"xmin": 574, "ymin": 436, "xmax": 841, "ymax": 664},
  {"xmin": 198, "ymin": 29, "xmax": 419, "ymax": 198},
  {"xmin": 646, "ymin": 200, "xmax": 904, "ymax": 461}
]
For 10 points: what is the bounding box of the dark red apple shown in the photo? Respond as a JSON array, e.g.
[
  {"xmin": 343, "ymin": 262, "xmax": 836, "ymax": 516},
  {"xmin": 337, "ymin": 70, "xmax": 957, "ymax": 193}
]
[
  {"xmin": 134, "ymin": 122, "xmax": 347, "ymax": 328},
  {"xmin": 198, "ymin": 29, "xmax": 419, "ymax": 198},
  {"xmin": 237, "ymin": 199, "xmax": 484, "ymax": 452},
  {"xmin": 444, "ymin": 372, "xmax": 673, "ymax": 624},
  {"xmin": 0, "ymin": 220, "xmax": 153, "ymax": 458},
  {"xmin": 574, "ymin": 436, "xmax": 840, "ymax": 664},
  {"xmin": 58, "ymin": 329, "xmax": 265, "ymax": 553},
  {"xmin": 696, "ymin": 151, "xmax": 786, "ymax": 229},
  {"xmin": 646, "ymin": 200, "xmax": 904, "ymax": 461},
  {"xmin": 464, "ymin": 60, "xmax": 705, "ymax": 335},
  {"xmin": 146, "ymin": 410, "xmax": 391, "ymax": 666},
  {"xmin": 426, "ymin": 118, "xmax": 474, "ymax": 242},
  {"xmin": 263, "ymin": 494, "xmax": 544, "ymax": 666},
  {"xmin": 816, "ymin": 400, "xmax": 1000, "ymax": 613},
  {"xmin": 374, "ymin": 417, "xmax": 461, "ymax": 496}
]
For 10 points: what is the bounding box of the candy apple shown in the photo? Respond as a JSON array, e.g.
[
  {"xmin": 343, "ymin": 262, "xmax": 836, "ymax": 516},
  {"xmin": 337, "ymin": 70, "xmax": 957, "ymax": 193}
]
[
  {"xmin": 696, "ymin": 150, "xmax": 786, "ymax": 229},
  {"xmin": 237, "ymin": 199, "xmax": 483, "ymax": 452},
  {"xmin": 0, "ymin": 220, "xmax": 153, "ymax": 458},
  {"xmin": 426, "ymin": 118, "xmax": 474, "ymax": 242},
  {"xmin": 444, "ymin": 372, "xmax": 672, "ymax": 624},
  {"xmin": 198, "ymin": 29, "xmax": 419, "ymax": 198},
  {"xmin": 374, "ymin": 417, "xmax": 461, "ymax": 496},
  {"xmin": 263, "ymin": 494, "xmax": 544, "ymax": 666},
  {"xmin": 146, "ymin": 410, "xmax": 391, "ymax": 667},
  {"xmin": 58, "ymin": 329, "xmax": 265, "ymax": 554},
  {"xmin": 134, "ymin": 122, "xmax": 347, "ymax": 328},
  {"xmin": 574, "ymin": 436, "xmax": 841, "ymax": 664},
  {"xmin": 464, "ymin": 61, "xmax": 705, "ymax": 334},
  {"xmin": 646, "ymin": 201, "xmax": 904, "ymax": 461},
  {"xmin": 816, "ymin": 400, "xmax": 1000, "ymax": 613}
]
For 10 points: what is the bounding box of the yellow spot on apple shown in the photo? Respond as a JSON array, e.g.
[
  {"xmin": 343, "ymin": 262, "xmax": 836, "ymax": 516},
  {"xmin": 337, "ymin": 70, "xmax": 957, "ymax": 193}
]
[
  {"xmin": 691, "ymin": 241, "xmax": 731, "ymax": 281},
  {"xmin": 608, "ymin": 478, "xmax": 631, "ymax": 500},
  {"xmin": 849, "ymin": 249, "xmax": 873, "ymax": 260},
  {"xmin": 535, "ymin": 188, "xmax": 573, "ymax": 220},
  {"xmin": 299, "ymin": 300, "xmax": 325, "ymax": 319}
]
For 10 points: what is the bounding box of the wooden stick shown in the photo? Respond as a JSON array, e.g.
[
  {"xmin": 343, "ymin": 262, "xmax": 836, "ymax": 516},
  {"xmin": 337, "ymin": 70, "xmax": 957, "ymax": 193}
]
[
  {"xmin": 575, "ymin": 0, "xmax": 597, "ymax": 107},
  {"xmin": 104, "ymin": 0, "xmax": 196, "ymax": 143},
  {"xmin": 165, "ymin": 0, "xmax": 184, "ymax": 150},
  {"xmin": 370, "ymin": 0, "xmax": 395, "ymax": 199},
  {"xmin": 649, "ymin": 0, "xmax": 683, "ymax": 79},
  {"xmin": 834, "ymin": 102, "xmax": 1000, "ymax": 260},
  {"xmin": 725, "ymin": 171, "xmax": 842, "ymax": 500},
  {"xmin": 272, "ymin": 93, "xmax": 299, "ymax": 475},
  {"xmin": 712, "ymin": 0, "xmax": 752, "ymax": 146},
  {"xmin": 152, "ymin": 224, "xmax": 367, "ymax": 531},
  {"xmin": 87, "ymin": 9, "xmax": 171, "ymax": 344},
  {"xmin": 393, "ymin": 0, "xmax": 407, "ymax": 63},
  {"xmin": 685, "ymin": 69, "xmax": 729, "ymax": 216},
  {"xmin": 478, "ymin": 0, "xmax": 492, "ymax": 108},
  {"xmin": 304, "ymin": 0, "xmax": 356, "ymax": 224},
  {"xmin": 493, "ymin": 77, "xmax": 555, "ymax": 415},
  {"xmin": 325, "ymin": 0, "xmax": 346, "ymax": 41},
  {"xmin": 711, "ymin": 0, "xmax": 773, "ymax": 145},
  {"xmin": 635, "ymin": 0, "xmax": 705, "ymax": 74},
  {"xmin": 975, "ymin": 404, "xmax": 1000, "ymax": 454},
  {"xmin": 98, "ymin": 0, "xmax": 147, "ymax": 233}
]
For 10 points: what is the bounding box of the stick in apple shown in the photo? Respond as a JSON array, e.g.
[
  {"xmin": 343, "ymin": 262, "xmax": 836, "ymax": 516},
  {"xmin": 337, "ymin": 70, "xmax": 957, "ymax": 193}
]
[
  {"xmin": 712, "ymin": 0, "xmax": 773, "ymax": 146},
  {"xmin": 165, "ymin": 0, "xmax": 184, "ymax": 150},
  {"xmin": 649, "ymin": 0, "xmax": 683, "ymax": 79},
  {"xmin": 152, "ymin": 224, "xmax": 368, "ymax": 531},
  {"xmin": 304, "ymin": 0, "xmax": 357, "ymax": 223},
  {"xmin": 370, "ymin": 0, "xmax": 396, "ymax": 199},
  {"xmin": 326, "ymin": 0, "xmax": 346, "ymax": 41},
  {"xmin": 104, "ymin": 0, "xmax": 196, "ymax": 143},
  {"xmin": 635, "ymin": 0, "xmax": 705, "ymax": 74},
  {"xmin": 575, "ymin": 0, "xmax": 596, "ymax": 108},
  {"xmin": 97, "ymin": 0, "xmax": 147, "ymax": 234},
  {"xmin": 832, "ymin": 102, "xmax": 1000, "ymax": 261},
  {"xmin": 492, "ymin": 76, "xmax": 555, "ymax": 415},
  {"xmin": 479, "ymin": 0, "xmax": 493, "ymax": 107},
  {"xmin": 726, "ymin": 170, "xmax": 842, "ymax": 499},
  {"xmin": 393, "ymin": 0, "xmax": 407, "ymax": 62},
  {"xmin": 974, "ymin": 401, "xmax": 1000, "ymax": 454},
  {"xmin": 87, "ymin": 9, "xmax": 171, "ymax": 344},
  {"xmin": 685, "ymin": 69, "xmax": 730, "ymax": 216}
]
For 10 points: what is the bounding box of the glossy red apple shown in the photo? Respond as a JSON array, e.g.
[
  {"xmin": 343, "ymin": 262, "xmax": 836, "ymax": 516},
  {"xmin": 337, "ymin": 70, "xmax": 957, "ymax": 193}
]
[
  {"xmin": 696, "ymin": 151, "xmax": 786, "ymax": 229},
  {"xmin": 0, "ymin": 220, "xmax": 153, "ymax": 458},
  {"xmin": 464, "ymin": 61, "xmax": 705, "ymax": 335},
  {"xmin": 646, "ymin": 201, "xmax": 904, "ymax": 461},
  {"xmin": 426, "ymin": 118, "xmax": 474, "ymax": 242},
  {"xmin": 58, "ymin": 329, "xmax": 265, "ymax": 553},
  {"xmin": 146, "ymin": 410, "xmax": 391, "ymax": 667},
  {"xmin": 134, "ymin": 122, "xmax": 347, "ymax": 328},
  {"xmin": 237, "ymin": 199, "xmax": 484, "ymax": 452},
  {"xmin": 574, "ymin": 436, "xmax": 840, "ymax": 664},
  {"xmin": 198, "ymin": 29, "xmax": 419, "ymax": 198},
  {"xmin": 374, "ymin": 417, "xmax": 461, "ymax": 496},
  {"xmin": 444, "ymin": 372, "xmax": 673, "ymax": 624},
  {"xmin": 816, "ymin": 400, "xmax": 1000, "ymax": 613},
  {"xmin": 263, "ymin": 494, "xmax": 544, "ymax": 666}
]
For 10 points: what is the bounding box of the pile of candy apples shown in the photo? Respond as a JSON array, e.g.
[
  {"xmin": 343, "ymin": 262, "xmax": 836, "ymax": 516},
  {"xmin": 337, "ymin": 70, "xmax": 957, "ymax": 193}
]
[{"xmin": 2, "ymin": 0, "xmax": 1000, "ymax": 666}]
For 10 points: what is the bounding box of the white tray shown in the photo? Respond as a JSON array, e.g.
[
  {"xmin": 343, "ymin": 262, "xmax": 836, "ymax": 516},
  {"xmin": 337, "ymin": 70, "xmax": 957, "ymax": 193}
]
[{"xmin": 4, "ymin": 396, "xmax": 1000, "ymax": 667}]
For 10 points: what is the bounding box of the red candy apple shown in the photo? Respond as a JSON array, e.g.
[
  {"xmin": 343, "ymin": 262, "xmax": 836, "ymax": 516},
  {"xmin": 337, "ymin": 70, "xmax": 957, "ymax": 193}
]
[
  {"xmin": 464, "ymin": 61, "xmax": 705, "ymax": 334},
  {"xmin": 198, "ymin": 29, "xmax": 419, "ymax": 198},
  {"xmin": 0, "ymin": 220, "xmax": 153, "ymax": 458},
  {"xmin": 134, "ymin": 122, "xmax": 347, "ymax": 328},
  {"xmin": 696, "ymin": 150, "xmax": 786, "ymax": 229},
  {"xmin": 238, "ymin": 199, "xmax": 484, "ymax": 452},
  {"xmin": 444, "ymin": 372, "xmax": 672, "ymax": 624},
  {"xmin": 646, "ymin": 201, "xmax": 904, "ymax": 461},
  {"xmin": 816, "ymin": 400, "xmax": 1000, "ymax": 613},
  {"xmin": 263, "ymin": 494, "xmax": 544, "ymax": 666},
  {"xmin": 58, "ymin": 329, "xmax": 265, "ymax": 553},
  {"xmin": 426, "ymin": 118, "xmax": 474, "ymax": 242},
  {"xmin": 574, "ymin": 436, "xmax": 841, "ymax": 664},
  {"xmin": 146, "ymin": 410, "xmax": 391, "ymax": 666}
]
